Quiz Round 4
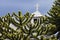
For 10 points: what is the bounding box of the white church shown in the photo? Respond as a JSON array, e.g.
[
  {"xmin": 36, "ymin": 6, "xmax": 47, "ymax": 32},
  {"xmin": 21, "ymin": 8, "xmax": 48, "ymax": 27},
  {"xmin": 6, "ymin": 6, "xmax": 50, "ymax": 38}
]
[{"xmin": 31, "ymin": 3, "xmax": 43, "ymax": 24}]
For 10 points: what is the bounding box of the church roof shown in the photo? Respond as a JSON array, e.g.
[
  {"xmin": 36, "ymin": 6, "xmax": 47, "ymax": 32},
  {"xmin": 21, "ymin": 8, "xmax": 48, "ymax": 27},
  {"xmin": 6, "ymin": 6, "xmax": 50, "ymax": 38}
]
[{"xmin": 32, "ymin": 10, "xmax": 42, "ymax": 17}]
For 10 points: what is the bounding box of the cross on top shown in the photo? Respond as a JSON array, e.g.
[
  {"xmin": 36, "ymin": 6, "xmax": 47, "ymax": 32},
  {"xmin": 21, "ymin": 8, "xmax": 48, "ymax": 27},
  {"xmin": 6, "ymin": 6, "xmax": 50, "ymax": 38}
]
[{"xmin": 35, "ymin": 3, "xmax": 39, "ymax": 11}]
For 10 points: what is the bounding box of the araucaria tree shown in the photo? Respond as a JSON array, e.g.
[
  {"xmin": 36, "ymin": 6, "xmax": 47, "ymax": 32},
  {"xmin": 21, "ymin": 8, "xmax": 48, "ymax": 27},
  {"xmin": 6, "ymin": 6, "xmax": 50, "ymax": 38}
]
[
  {"xmin": 48, "ymin": 0, "xmax": 60, "ymax": 39},
  {"xmin": 0, "ymin": 11, "xmax": 58, "ymax": 40}
]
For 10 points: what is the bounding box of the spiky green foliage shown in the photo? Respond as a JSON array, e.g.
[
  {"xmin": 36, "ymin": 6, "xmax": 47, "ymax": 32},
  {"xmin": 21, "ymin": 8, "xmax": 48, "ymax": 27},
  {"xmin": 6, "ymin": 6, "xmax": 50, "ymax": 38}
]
[
  {"xmin": 0, "ymin": 11, "xmax": 34, "ymax": 40},
  {"xmin": 48, "ymin": 0, "xmax": 60, "ymax": 39},
  {"xmin": 48, "ymin": 0, "xmax": 60, "ymax": 31},
  {"xmin": 0, "ymin": 11, "xmax": 58, "ymax": 40}
]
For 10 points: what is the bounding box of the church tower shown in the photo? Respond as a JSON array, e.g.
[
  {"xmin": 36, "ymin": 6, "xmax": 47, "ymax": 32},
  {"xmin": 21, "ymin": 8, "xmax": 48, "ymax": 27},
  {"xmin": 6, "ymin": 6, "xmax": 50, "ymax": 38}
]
[{"xmin": 31, "ymin": 3, "xmax": 43, "ymax": 24}]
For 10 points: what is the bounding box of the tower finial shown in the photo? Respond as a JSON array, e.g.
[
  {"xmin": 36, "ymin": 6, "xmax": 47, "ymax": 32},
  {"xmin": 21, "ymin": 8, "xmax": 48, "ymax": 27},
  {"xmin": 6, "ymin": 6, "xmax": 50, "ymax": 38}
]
[{"xmin": 36, "ymin": 3, "xmax": 39, "ymax": 11}]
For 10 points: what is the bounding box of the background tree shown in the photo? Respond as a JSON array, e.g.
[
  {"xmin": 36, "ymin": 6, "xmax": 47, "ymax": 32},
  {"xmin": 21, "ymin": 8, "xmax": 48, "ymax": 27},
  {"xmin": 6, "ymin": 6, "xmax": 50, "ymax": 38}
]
[
  {"xmin": 48, "ymin": 0, "xmax": 60, "ymax": 39},
  {"xmin": 48, "ymin": 0, "xmax": 60, "ymax": 31}
]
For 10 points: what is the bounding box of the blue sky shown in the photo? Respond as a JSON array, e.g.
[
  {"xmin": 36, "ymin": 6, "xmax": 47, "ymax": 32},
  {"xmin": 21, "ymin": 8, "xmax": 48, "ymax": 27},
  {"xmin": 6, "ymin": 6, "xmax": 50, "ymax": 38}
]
[{"xmin": 0, "ymin": 0, "xmax": 54, "ymax": 16}]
